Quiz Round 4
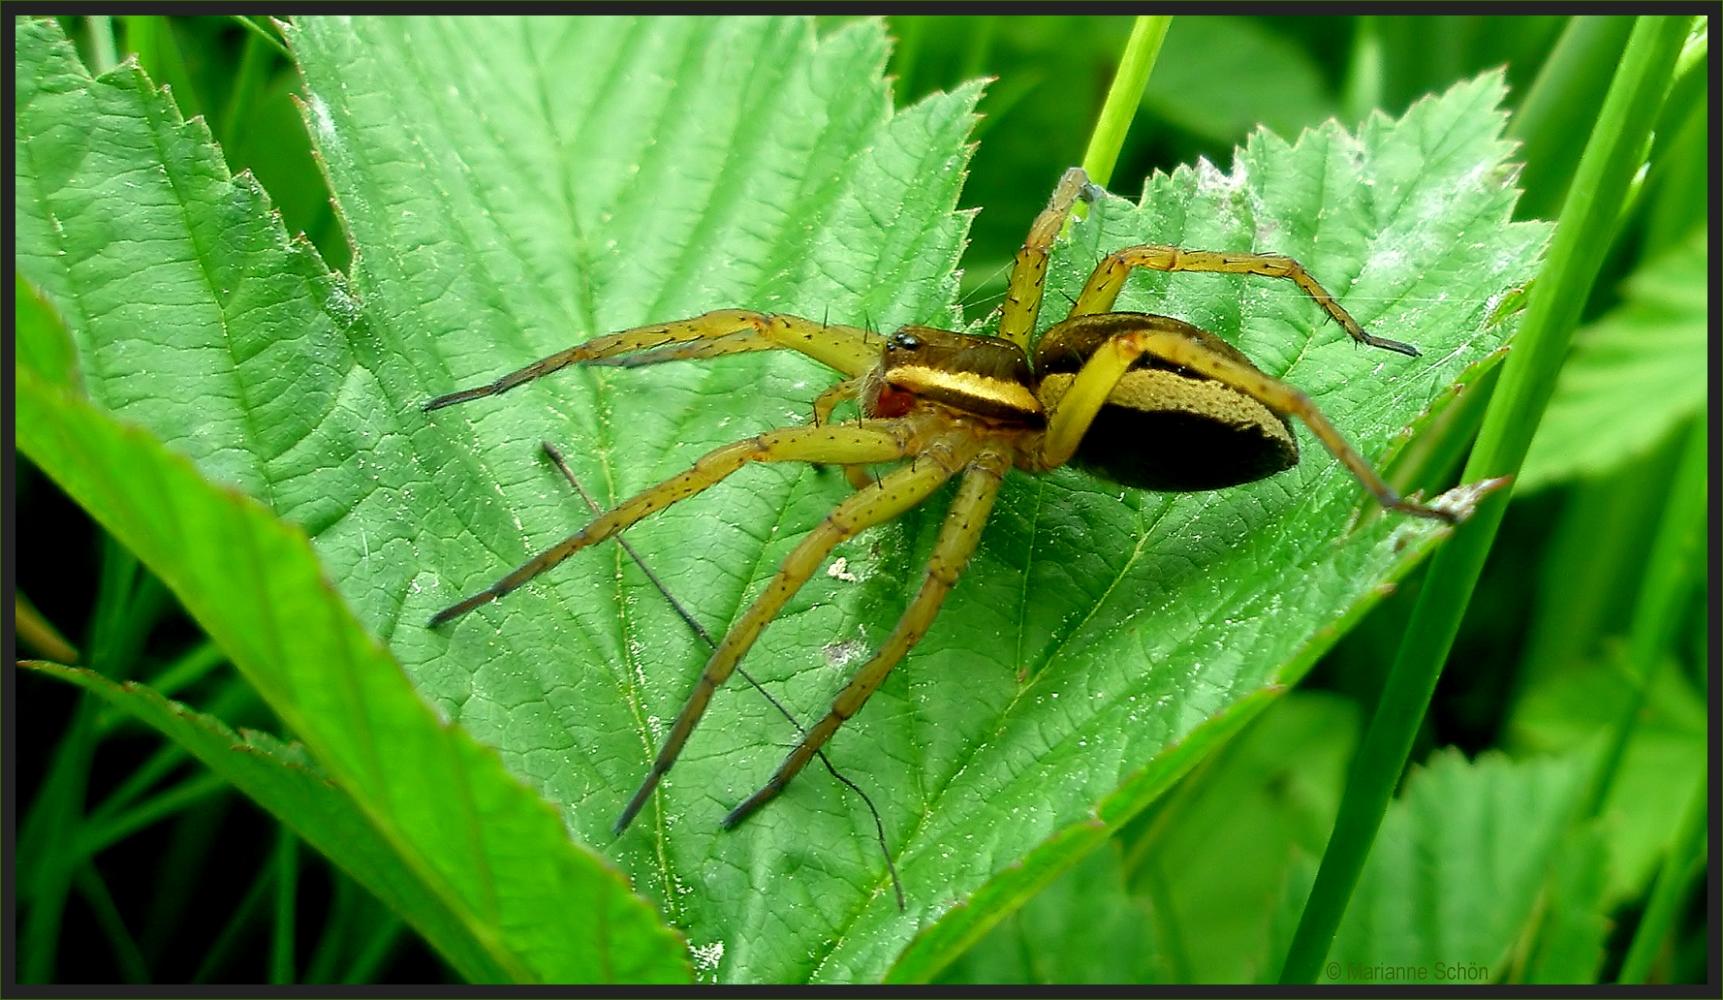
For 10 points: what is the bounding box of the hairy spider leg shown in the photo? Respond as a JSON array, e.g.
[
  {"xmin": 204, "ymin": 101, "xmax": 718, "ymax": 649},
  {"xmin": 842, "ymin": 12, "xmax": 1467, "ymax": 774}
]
[
  {"xmin": 577, "ymin": 335, "xmax": 874, "ymax": 473},
  {"xmin": 579, "ymin": 330, "xmax": 779, "ymax": 368},
  {"xmin": 541, "ymin": 440, "xmax": 716, "ymax": 648},
  {"xmin": 423, "ymin": 310, "xmax": 884, "ymax": 411},
  {"xmin": 997, "ymin": 166, "xmax": 1092, "ymax": 351},
  {"xmin": 721, "ymin": 440, "xmax": 1012, "ymax": 829},
  {"xmin": 614, "ymin": 432, "xmax": 984, "ymax": 835},
  {"xmin": 566, "ymin": 330, "xmax": 878, "ymax": 483},
  {"xmin": 1037, "ymin": 314, "xmax": 1455, "ymax": 523},
  {"xmin": 1069, "ymin": 245, "xmax": 1422, "ymax": 357},
  {"xmin": 428, "ymin": 423, "xmax": 916, "ymax": 627}
]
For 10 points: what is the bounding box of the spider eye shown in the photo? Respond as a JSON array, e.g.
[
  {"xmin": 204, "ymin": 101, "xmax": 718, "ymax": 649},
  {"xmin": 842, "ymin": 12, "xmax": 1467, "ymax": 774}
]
[{"xmin": 889, "ymin": 331, "xmax": 922, "ymax": 351}]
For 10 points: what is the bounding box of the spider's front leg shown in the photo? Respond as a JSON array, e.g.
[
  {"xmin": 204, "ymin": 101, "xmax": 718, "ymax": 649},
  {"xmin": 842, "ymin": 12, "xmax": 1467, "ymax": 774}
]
[
  {"xmin": 719, "ymin": 440, "xmax": 1012, "ymax": 829},
  {"xmin": 1069, "ymin": 244, "xmax": 1422, "ymax": 358},
  {"xmin": 423, "ymin": 310, "xmax": 885, "ymax": 410},
  {"xmin": 1035, "ymin": 312, "xmax": 1456, "ymax": 523}
]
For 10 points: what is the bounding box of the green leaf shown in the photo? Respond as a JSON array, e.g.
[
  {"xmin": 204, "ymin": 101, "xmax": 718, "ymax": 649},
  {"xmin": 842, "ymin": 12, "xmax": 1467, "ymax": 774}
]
[
  {"xmin": 17, "ymin": 12, "xmax": 1547, "ymax": 983},
  {"xmin": 1122, "ymin": 693, "xmax": 1361, "ymax": 984},
  {"xmin": 16, "ymin": 272, "xmax": 81, "ymax": 393},
  {"xmin": 1519, "ymin": 227, "xmax": 1708, "ymax": 490},
  {"xmin": 15, "ymin": 17, "xmax": 687, "ymax": 984},
  {"xmin": 18, "ymin": 660, "xmax": 494, "ymax": 980},
  {"xmin": 1509, "ymin": 657, "xmax": 1707, "ymax": 907},
  {"xmin": 936, "ymin": 841, "xmax": 1164, "ymax": 983},
  {"xmin": 903, "ymin": 71, "xmax": 1546, "ymax": 984},
  {"xmin": 1327, "ymin": 749, "xmax": 1591, "ymax": 982},
  {"xmin": 1523, "ymin": 824, "xmax": 1611, "ymax": 983},
  {"xmin": 938, "ymin": 692, "xmax": 1362, "ymax": 984}
]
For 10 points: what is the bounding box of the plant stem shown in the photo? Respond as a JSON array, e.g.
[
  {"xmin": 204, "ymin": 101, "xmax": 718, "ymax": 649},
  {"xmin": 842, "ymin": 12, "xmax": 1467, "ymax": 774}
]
[{"xmin": 1081, "ymin": 16, "xmax": 1168, "ymax": 190}]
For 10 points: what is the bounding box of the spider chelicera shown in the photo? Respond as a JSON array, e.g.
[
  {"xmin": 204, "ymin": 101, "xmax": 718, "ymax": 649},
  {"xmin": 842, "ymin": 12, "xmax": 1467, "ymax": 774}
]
[{"xmin": 425, "ymin": 166, "xmax": 1458, "ymax": 837}]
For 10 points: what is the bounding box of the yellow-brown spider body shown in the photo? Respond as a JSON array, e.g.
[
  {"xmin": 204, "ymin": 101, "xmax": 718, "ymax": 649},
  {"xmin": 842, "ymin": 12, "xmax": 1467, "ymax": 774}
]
[{"xmin": 424, "ymin": 167, "xmax": 1455, "ymax": 836}]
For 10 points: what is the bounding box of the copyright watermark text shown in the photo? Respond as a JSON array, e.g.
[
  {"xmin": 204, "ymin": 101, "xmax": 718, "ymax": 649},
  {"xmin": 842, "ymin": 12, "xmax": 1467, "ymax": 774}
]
[{"xmin": 1326, "ymin": 960, "xmax": 1489, "ymax": 982}]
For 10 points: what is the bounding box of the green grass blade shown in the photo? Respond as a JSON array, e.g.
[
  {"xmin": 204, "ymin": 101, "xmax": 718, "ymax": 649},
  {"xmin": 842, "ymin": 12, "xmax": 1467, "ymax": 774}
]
[
  {"xmin": 192, "ymin": 860, "xmax": 271, "ymax": 983},
  {"xmin": 1507, "ymin": 16, "xmax": 1637, "ymax": 221},
  {"xmin": 17, "ymin": 698, "xmax": 96, "ymax": 983},
  {"xmin": 1340, "ymin": 16, "xmax": 1383, "ymax": 124},
  {"xmin": 1616, "ymin": 772, "xmax": 1707, "ymax": 983},
  {"xmin": 1278, "ymin": 15, "xmax": 1691, "ymax": 984},
  {"xmin": 1580, "ymin": 414, "xmax": 1708, "ymax": 817},
  {"xmin": 1468, "ymin": 15, "xmax": 1688, "ymax": 479},
  {"xmin": 73, "ymin": 862, "xmax": 151, "ymax": 982},
  {"xmin": 271, "ymin": 828, "xmax": 298, "ymax": 984},
  {"xmin": 82, "ymin": 15, "xmax": 119, "ymax": 74},
  {"xmin": 78, "ymin": 771, "xmax": 230, "ymax": 856},
  {"xmin": 345, "ymin": 915, "xmax": 408, "ymax": 983}
]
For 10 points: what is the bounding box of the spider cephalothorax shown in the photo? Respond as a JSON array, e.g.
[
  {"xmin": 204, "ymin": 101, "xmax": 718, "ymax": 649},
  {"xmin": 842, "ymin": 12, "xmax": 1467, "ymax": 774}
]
[{"xmin": 424, "ymin": 167, "xmax": 1456, "ymax": 836}]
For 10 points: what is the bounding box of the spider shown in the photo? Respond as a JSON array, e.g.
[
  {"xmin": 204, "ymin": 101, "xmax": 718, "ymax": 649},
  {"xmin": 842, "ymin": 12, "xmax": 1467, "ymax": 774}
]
[{"xmin": 424, "ymin": 166, "xmax": 1458, "ymax": 837}]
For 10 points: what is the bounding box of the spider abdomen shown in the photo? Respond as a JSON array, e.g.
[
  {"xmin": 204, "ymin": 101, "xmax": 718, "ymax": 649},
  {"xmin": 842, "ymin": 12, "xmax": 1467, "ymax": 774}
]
[
  {"xmin": 1047, "ymin": 379, "xmax": 1299, "ymax": 490},
  {"xmin": 1033, "ymin": 312, "xmax": 1299, "ymax": 492}
]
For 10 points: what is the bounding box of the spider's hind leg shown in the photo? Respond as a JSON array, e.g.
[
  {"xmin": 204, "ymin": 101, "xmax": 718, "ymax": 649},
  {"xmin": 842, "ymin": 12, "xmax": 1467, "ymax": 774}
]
[
  {"xmin": 998, "ymin": 166, "xmax": 1092, "ymax": 351},
  {"xmin": 576, "ymin": 329, "xmax": 782, "ymax": 369},
  {"xmin": 1069, "ymin": 245, "xmax": 1421, "ymax": 357}
]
